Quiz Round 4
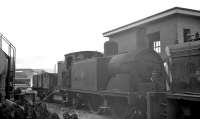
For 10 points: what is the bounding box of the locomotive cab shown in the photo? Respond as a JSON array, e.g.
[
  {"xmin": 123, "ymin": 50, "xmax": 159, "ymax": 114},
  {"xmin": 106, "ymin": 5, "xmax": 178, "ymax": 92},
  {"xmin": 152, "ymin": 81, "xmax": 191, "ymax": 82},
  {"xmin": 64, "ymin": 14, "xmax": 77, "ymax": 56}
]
[
  {"xmin": 166, "ymin": 40, "xmax": 200, "ymax": 92},
  {"xmin": 148, "ymin": 40, "xmax": 200, "ymax": 119},
  {"xmin": 166, "ymin": 40, "xmax": 200, "ymax": 119}
]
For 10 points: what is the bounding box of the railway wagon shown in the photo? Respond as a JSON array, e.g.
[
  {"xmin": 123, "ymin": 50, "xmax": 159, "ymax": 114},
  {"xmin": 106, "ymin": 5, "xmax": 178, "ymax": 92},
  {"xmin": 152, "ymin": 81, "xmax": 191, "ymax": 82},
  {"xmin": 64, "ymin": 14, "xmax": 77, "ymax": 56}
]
[
  {"xmin": 0, "ymin": 33, "xmax": 15, "ymax": 101},
  {"xmin": 42, "ymin": 72, "xmax": 57, "ymax": 90},
  {"xmin": 32, "ymin": 72, "xmax": 57, "ymax": 99},
  {"xmin": 32, "ymin": 75, "xmax": 38, "ymax": 89}
]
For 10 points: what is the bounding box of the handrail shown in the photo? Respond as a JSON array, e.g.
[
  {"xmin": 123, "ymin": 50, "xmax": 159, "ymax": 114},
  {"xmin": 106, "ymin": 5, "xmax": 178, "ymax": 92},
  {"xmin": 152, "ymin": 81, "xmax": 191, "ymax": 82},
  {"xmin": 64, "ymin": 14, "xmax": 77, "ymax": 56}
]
[
  {"xmin": 0, "ymin": 33, "xmax": 15, "ymax": 50},
  {"xmin": 0, "ymin": 33, "xmax": 16, "ymax": 59},
  {"xmin": 0, "ymin": 33, "xmax": 16, "ymax": 73},
  {"xmin": 0, "ymin": 33, "xmax": 16, "ymax": 99}
]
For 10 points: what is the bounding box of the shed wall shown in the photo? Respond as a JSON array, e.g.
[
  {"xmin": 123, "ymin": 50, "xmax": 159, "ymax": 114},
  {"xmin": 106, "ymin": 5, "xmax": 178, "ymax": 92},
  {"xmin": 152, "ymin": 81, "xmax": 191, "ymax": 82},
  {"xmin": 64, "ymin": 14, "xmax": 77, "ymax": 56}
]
[
  {"xmin": 108, "ymin": 16, "xmax": 178, "ymax": 60},
  {"xmin": 109, "ymin": 28, "xmax": 137, "ymax": 54}
]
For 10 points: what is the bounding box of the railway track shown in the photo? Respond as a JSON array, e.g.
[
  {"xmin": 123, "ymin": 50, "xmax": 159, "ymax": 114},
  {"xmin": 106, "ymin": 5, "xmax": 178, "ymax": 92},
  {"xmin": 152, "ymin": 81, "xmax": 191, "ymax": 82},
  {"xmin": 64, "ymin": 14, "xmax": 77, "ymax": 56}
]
[{"xmin": 46, "ymin": 102, "xmax": 112, "ymax": 119}]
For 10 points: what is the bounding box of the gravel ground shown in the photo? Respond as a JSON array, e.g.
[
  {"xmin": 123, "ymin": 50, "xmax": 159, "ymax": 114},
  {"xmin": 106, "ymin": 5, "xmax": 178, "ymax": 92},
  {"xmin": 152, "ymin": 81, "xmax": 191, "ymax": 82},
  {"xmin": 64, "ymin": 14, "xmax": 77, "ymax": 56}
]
[{"xmin": 46, "ymin": 103, "xmax": 112, "ymax": 119}]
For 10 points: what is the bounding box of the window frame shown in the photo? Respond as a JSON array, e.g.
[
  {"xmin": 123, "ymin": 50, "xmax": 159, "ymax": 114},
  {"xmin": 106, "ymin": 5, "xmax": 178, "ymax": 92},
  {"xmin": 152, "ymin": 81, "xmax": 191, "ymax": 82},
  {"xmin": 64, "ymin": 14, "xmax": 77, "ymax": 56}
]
[
  {"xmin": 147, "ymin": 31, "xmax": 161, "ymax": 53},
  {"xmin": 153, "ymin": 40, "xmax": 161, "ymax": 53}
]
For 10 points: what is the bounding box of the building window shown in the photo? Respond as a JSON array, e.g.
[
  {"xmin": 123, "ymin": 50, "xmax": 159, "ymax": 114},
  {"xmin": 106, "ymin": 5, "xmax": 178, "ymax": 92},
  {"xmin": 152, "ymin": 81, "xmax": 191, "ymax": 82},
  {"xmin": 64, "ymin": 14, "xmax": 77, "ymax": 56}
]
[
  {"xmin": 147, "ymin": 32, "xmax": 161, "ymax": 53},
  {"xmin": 153, "ymin": 40, "xmax": 161, "ymax": 53},
  {"xmin": 183, "ymin": 28, "xmax": 191, "ymax": 42}
]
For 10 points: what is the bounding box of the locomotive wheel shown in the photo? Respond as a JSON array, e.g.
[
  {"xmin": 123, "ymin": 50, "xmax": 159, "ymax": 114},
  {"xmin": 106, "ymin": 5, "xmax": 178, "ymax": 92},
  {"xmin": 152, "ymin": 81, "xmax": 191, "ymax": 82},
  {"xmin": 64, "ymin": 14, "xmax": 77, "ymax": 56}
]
[
  {"xmin": 87, "ymin": 101, "xmax": 98, "ymax": 113},
  {"xmin": 87, "ymin": 95, "xmax": 101, "ymax": 113},
  {"xmin": 124, "ymin": 95, "xmax": 147, "ymax": 119},
  {"xmin": 107, "ymin": 97, "xmax": 129, "ymax": 119},
  {"xmin": 71, "ymin": 95, "xmax": 79, "ymax": 109},
  {"xmin": 71, "ymin": 94, "xmax": 90, "ymax": 110},
  {"xmin": 124, "ymin": 106, "xmax": 137, "ymax": 119},
  {"xmin": 110, "ymin": 103, "xmax": 128, "ymax": 119},
  {"xmin": 124, "ymin": 105, "xmax": 147, "ymax": 119}
]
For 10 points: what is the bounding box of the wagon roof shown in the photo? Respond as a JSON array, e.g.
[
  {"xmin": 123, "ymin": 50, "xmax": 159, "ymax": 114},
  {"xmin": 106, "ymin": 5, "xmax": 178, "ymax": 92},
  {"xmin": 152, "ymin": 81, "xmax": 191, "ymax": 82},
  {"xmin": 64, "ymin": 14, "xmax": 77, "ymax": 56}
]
[{"xmin": 64, "ymin": 51, "xmax": 103, "ymax": 56}]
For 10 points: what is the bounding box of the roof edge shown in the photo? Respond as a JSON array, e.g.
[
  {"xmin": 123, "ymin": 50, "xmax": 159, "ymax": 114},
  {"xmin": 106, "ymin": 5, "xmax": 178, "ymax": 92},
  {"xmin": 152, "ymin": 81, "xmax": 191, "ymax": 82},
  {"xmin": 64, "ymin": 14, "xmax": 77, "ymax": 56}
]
[{"xmin": 103, "ymin": 7, "xmax": 200, "ymax": 37}]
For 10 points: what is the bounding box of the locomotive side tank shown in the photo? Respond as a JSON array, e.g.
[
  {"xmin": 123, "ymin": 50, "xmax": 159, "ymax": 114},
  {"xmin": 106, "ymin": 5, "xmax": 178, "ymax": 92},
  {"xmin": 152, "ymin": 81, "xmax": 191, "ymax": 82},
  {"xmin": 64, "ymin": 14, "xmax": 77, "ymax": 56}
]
[
  {"xmin": 63, "ymin": 51, "xmax": 103, "ymax": 89},
  {"xmin": 71, "ymin": 57, "xmax": 110, "ymax": 91}
]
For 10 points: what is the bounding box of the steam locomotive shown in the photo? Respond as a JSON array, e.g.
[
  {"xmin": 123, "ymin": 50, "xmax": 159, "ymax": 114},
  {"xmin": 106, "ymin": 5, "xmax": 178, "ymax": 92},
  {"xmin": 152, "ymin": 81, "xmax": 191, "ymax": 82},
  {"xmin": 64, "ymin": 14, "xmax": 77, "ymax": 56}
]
[
  {"xmin": 35, "ymin": 37, "xmax": 195, "ymax": 119},
  {"xmin": 52, "ymin": 46, "xmax": 165, "ymax": 118}
]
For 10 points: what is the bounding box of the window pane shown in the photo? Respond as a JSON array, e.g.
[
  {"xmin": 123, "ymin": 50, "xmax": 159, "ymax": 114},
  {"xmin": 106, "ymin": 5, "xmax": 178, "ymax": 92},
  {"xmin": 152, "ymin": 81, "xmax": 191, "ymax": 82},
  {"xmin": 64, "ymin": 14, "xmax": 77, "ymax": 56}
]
[
  {"xmin": 152, "ymin": 41, "xmax": 161, "ymax": 53},
  {"xmin": 158, "ymin": 41, "xmax": 160, "ymax": 46}
]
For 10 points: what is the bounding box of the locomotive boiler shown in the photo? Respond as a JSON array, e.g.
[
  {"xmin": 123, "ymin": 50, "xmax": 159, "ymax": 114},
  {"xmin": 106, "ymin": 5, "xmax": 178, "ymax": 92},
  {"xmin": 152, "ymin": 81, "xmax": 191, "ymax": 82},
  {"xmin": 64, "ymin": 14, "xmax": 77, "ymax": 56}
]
[{"xmin": 107, "ymin": 48, "xmax": 166, "ymax": 92}]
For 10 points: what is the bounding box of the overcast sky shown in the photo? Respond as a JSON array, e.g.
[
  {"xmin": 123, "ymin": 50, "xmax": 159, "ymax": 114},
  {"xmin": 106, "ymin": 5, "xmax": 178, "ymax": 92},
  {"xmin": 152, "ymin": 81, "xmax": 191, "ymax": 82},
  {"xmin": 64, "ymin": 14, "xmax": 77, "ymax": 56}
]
[{"xmin": 0, "ymin": 0, "xmax": 199, "ymax": 72}]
